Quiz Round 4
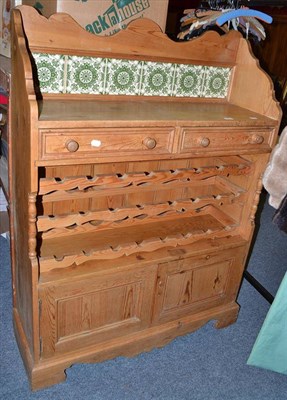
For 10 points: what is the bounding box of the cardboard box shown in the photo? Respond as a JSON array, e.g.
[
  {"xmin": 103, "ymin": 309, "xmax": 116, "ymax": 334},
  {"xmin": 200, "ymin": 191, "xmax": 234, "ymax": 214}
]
[
  {"xmin": 20, "ymin": 0, "xmax": 169, "ymax": 36},
  {"xmin": 0, "ymin": 0, "xmax": 23, "ymax": 57},
  {"xmin": 1, "ymin": 0, "xmax": 12, "ymax": 57},
  {"xmin": 1, "ymin": 1, "xmax": 168, "ymax": 57}
]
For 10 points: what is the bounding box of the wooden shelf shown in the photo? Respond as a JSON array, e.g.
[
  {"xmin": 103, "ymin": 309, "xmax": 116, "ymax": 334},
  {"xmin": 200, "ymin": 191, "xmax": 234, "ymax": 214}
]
[
  {"xmin": 39, "ymin": 156, "xmax": 251, "ymax": 197},
  {"xmin": 39, "ymin": 205, "xmax": 238, "ymax": 272},
  {"xmin": 38, "ymin": 177, "xmax": 245, "ymax": 236},
  {"xmin": 39, "ymin": 234, "xmax": 248, "ymax": 284},
  {"xmin": 37, "ymin": 157, "xmax": 247, "ymax": 272}
]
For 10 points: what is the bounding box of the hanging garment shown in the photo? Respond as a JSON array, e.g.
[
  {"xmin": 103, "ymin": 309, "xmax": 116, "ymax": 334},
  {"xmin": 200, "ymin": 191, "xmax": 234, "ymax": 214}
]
[
  {"xmin": 247, "ymin": 271, "xmax": 287, "ymax": 375},
  {"xmin": 263, "ymin": 126, "xmax": 287, "ymax": 210},
  {"xmin": 273, "ymin": 194, "xmax": 287, "ymax": 234}
]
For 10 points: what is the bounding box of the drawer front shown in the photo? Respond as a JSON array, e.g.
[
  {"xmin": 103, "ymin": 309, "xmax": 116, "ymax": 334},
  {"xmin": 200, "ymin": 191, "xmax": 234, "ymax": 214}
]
[
  {"xmin": 180, "ymin": 127, "xmax": 274, "ymax": 154},
  {"xmin": 40, "ymin": 127, "xmax": 175, "ymax": 160}
]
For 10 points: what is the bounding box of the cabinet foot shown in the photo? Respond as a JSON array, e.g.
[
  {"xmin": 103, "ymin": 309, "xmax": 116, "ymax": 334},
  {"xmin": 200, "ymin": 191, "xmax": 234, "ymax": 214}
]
[
  {"xmin": 31, "ymin": 368, "xmax": 67, "ymax": 391},
  {"xmin": 214, "ymin": 304, "xmax": 239, "ymax": 329},
  {"xmin": 13, "ymin": 308, "xmax": 68, "ymax": 390}
]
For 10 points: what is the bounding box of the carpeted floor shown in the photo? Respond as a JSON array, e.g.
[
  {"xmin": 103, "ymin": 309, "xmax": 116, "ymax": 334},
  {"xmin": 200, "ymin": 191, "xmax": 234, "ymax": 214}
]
[{"xmin": 1, "ymin": 194, "xmax": 287, "ymax": 399}]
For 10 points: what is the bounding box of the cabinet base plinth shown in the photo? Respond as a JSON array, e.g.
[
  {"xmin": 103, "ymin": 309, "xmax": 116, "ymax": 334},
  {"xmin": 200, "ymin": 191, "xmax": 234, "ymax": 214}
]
[
  {"xmin": 214, "ymin": 307, "xmax": 240, "ymax": 329},
  {"xmin": 31, "ymin": 369, "xmax": 67, "ymax": 391},
  {"xmin": 14, "ymin": 302, "xmax": 239, "ymax": 390}
]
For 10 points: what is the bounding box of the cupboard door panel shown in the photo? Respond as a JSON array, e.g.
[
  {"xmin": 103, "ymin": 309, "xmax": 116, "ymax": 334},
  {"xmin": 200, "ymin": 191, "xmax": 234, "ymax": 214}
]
[
  {"xmin": 57, "ymin": 282, "xmax": 142, "ymax": 339},
  {"xmin": 192, "ymin": 261, "xmax": 229, "ymax": 302},
  {"xmin": 153, "ymin": 246, "xmax": 245, "ymax": 323},
  {"xmin": 40, "ymin": 264, "xmax": 157, "ymax": 358}
]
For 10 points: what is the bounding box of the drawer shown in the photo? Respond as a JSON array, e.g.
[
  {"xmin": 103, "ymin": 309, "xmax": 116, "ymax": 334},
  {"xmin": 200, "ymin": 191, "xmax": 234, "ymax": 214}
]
[
  {"xmin": 40, "ymin": 127, "xmax": 175, "ymax": 160},
  {"xmin": 179, "ymin": 127, "xmax": 274, "ymax": 154}
]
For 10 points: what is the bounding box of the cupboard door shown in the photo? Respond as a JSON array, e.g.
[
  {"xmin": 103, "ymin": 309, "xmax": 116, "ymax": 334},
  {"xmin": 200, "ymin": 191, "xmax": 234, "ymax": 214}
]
[
  {"xmin": 39, "ymin": 264, "xmax": 157, "ymax": 358},
  {"xmin": 153, "ymin": 246, "xmax": 245, "ymax": 324}
]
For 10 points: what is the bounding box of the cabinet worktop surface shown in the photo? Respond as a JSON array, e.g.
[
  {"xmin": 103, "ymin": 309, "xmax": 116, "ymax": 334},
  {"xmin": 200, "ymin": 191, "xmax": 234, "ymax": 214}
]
[{"xmin": 38, "ymin": 99, "xmax": 276, "ymax": 126}]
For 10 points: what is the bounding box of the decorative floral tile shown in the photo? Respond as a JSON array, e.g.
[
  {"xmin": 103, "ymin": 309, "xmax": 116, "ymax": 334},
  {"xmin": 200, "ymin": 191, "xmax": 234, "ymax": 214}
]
[
  {"xmin": 33, "ymin": 53, "xmax": 232, "ymax": 99},
  {"xmin": 201, "ymin": 67, "xmax": 231, "ymax": 98},
  {"xmin": 33, "ymin": 53, "xmax": 65, "ymax": 93},
  {"xmin": 140, "ymin": 62, "xmax": 175, "ymax": 96},
  {"xmin": 66, "ymin": 56, "xmax": 106, "ymax": 94},
  {"xmin": 173, "ymin": 64, "xmax": 205, "ymax": 97},
  {"xmin": 105, "ymin": 59, "xmax": 142, "ymax": 95}
]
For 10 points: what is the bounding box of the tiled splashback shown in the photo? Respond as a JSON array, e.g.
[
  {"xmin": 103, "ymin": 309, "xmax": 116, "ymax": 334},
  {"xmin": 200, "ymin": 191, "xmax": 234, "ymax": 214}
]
[{"xmin": 33, "ymin": 53, "xmax": 232, "ymax": 98}]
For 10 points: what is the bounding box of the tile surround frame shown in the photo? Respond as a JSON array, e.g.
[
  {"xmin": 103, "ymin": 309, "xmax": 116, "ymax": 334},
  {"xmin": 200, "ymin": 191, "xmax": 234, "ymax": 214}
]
[{"xmin": 32, "ymin": 53, "xmax": 233, "ymax": 99}]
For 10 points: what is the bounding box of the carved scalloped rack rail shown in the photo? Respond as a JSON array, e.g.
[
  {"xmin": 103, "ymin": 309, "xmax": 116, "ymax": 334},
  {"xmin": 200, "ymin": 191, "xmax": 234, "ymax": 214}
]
[
  {"xmin": 39, "ymin": 156, "xmax": 252, "ymax": 197},
  {"xmin": 39, "ymin": 207, "xmax": 238, "ymax": 273},
  {"xmin": 35, "ymin": 156, "xmax": 251, "ymax": 272},
  {"xmin": 37, "ymin": 193, "xmax": 241, "ymax": 238}
]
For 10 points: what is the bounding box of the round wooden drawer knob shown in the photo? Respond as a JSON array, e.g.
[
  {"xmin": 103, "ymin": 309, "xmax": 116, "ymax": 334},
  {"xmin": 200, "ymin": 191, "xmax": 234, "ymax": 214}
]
[
  {"xmin": 251, "ymin": 135, "xmax": 264, "ymax": 144},
  {"xmin": 143, "ymin": 137, "xmax": 157, "ymax": 149},
  {"xmin": 65, "ymin": 139, "xmax": 79, "ymax": 152},
  {"xmin": 199, "ymin": 137, "xmax": 210, "ymax": 147}
]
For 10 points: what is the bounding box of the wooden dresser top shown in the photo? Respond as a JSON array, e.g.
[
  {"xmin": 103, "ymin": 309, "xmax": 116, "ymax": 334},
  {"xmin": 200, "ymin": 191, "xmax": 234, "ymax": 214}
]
[{"xmin": 38, "ymin": 100, "xmax": 276, "ymax": 127}]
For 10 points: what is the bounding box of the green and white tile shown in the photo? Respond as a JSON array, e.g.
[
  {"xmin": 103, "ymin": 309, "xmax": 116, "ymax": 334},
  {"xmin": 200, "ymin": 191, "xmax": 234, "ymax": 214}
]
[
  {"xmin": 66, "ymin": 56, "xmax": 106, "ymax": 94},
  {"xmin": 140, "ymin": 62, "xmax": 175, "ymax": 96},
  {"xmin": 105, "ymin": 59, "xmax": 142, "ymax": 95},
  {"xmin": 33, "ymin": 53, "xmax": 65, "ymax": 93},
  {"xmin": 201, "ymin": 67, "xmax": 231, "ymax": 98},
  {"xmin": 33, "ymin": 52, "xmax": 232, "ymax": 99},
  {"xmin": 173, "ymin": 64, "xmax": 205, "ymax": 97}
]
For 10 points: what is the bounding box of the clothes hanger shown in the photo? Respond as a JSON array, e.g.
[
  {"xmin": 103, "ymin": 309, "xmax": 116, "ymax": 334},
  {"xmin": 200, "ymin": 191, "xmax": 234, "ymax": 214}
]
[
  {"xmin": 237, "ymin": 16, "xmax": 266, "ymax": 40},
  {"xmin": 179, "ymin": 10, "xmax": 226, "ymax": 40},
  {"xmin": 178, "ymin": 0, "xmax": 271, "ymax": 41},
  {"xmin": 181, "ymin": 9, "xmax": 218, "ymax": 28},
  {"xmin": 216, "ymin": 8, "xmax": 273, "ymax": 26}
]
